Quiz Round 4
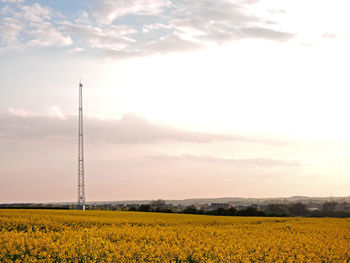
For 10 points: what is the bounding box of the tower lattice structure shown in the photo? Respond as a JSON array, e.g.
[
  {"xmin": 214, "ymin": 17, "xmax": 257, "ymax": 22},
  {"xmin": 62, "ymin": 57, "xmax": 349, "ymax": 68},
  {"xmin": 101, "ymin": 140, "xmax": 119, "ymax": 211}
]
[{"xmin": 77, "ymin": 81, "xmax": 86, "ymax": 210}]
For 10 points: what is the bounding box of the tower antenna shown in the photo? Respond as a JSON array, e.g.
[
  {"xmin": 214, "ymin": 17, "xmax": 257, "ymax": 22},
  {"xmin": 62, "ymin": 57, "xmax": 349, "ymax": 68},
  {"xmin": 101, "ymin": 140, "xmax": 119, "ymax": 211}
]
[{"xmin": 77, "ymin": 80, "xmax": 86, "ymax": 210}]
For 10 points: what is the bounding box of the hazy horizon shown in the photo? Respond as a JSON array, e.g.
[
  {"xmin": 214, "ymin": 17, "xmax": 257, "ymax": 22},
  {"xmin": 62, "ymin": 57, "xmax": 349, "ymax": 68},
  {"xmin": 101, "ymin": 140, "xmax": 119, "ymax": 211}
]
[
  {"xmin": 3, "ymin": 195, "xmax": 350, "ymax": 205},
  {"xmin": 1, "ymin": 0, "xmax": 350, "ymax": 203}
]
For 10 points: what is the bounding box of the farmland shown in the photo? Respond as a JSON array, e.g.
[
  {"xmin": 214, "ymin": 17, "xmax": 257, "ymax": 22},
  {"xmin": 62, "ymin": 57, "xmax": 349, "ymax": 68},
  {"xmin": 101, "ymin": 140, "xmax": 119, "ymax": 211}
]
[{"xmin": 0, "ymin": 210, "xmax": 350, "ymax": 262}]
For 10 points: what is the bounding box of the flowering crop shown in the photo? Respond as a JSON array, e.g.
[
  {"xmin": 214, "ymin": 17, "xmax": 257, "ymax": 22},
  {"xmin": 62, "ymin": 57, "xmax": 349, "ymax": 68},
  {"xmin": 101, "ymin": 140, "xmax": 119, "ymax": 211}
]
[{"xmin": 0, "ymin": 210, "xmax": 349, "ymax": 262}]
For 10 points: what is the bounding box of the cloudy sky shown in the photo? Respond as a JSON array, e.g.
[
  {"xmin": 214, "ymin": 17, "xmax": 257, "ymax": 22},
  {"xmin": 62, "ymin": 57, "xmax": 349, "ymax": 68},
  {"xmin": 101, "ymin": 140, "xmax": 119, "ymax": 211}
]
[{"xmin": 1, "ymin": 0, "xmax": 350, "ymax": 203}]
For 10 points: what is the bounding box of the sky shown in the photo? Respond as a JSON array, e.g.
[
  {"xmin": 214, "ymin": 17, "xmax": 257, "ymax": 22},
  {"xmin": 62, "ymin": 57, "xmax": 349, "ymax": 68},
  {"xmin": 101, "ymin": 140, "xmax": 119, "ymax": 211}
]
[{"xmin": 1, "ymin": 0, "xmax": 350, "ymax": 203}]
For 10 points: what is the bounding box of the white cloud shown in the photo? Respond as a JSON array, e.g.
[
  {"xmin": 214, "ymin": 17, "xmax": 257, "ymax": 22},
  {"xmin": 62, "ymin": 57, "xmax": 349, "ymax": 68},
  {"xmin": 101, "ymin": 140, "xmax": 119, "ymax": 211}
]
[
  {"xmin": 168, "ymin": 0, "xmax": 294, "ymax": 44},
  {"xmin": 19, "ymin": 3, "xmax": 72, "ymax": 47},
  {"xmin": 0, "ymin": 2, "xmax": 73, "ymax": 48},
  {"xmin": 65, "ymin": 23, "xmax": 135, "ymax": 50},
  {"xmin": 144, "ymin": 33, "xmax": 201, "ymax": 54},
  {"xmin": 0, "ymin": 111, "xmax": 286, "ymax": 145},
  {"xmin": 322, "ymin": 32, "xmax": 337, "ymax": 39},
  {"xmin": 142, "ymin": 23, "xmax": 170, "ymax": 33},
  {"xmin": 267, "ymin": 9, "xmax": 287, "ymax": 15},
  {"xmin": 148, "ymin": 153, "xmax": 301, "ymax": 168},
  {"xmin": 239, "ymin": 26, "xmax": 294, "ymax": 41},
  {"xmin": 91, "ymin": 0, "xmax": 294, "ymax": 58},
  {"xmin": 0, "ymin": 16, "xmax": 22, "ymax": 45},
  {"xmin": 47, "ymin": 106, "xmax": 66, "ymax": 119},
  {"xmin": 174, "ymin": 26, "xmax": 206, "ymax": 43},
  {"xmin": 68, "ymin": 47, "xmax": 85, "ymax": 53},
  {"xmin": 27, "ymin": 22, "xmax": 72, "ymax": 47},
  {"xmin": 0, "ymin": 0, "xmax": 294, "ymax": 56},
  {"xmin": 20, "ymin": 3, "xmax": 52, "ymax": 23},
  {"xmin": 6, "ymin": 108, "xmax": 37, "ymax": 117},
  {"xmin": 1, "ymin": 0, "xmax": 23, "ymax": 3},
  {"xmin": 75, "ymin": 10, "xmax": 90, "ymax": 24},
  {"xmin": 93, "ymin": 0, "xmax": 172, "ymax": 25}
]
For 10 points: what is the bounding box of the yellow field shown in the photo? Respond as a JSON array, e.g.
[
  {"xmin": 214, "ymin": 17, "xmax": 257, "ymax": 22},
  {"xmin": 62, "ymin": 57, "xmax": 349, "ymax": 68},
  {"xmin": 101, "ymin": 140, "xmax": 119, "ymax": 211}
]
[{"xmin": 0, "ymin": 210, "xmax": 350, "ymax": 262}]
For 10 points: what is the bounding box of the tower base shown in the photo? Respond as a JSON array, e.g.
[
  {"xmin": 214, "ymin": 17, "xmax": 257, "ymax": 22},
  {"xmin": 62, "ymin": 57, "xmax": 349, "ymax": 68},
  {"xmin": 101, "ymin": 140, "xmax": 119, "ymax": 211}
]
[{"xmin": 77, "ymin": 205, "xmax": 86, "ymax": 211}]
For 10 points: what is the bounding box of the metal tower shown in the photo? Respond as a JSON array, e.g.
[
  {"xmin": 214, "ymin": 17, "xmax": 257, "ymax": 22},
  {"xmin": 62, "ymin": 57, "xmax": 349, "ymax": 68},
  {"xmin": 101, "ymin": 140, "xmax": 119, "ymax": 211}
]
[{"xmin": 77, "ymin": 81, "xmax": 86, "ymax": 210}]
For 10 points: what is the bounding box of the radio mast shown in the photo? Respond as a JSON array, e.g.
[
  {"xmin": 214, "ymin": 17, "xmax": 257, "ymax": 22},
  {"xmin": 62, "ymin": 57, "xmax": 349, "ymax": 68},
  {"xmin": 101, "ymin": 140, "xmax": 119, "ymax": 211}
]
[{"xmin": 77, "ymin": 81, "xmax": 86, "ymax": 210}]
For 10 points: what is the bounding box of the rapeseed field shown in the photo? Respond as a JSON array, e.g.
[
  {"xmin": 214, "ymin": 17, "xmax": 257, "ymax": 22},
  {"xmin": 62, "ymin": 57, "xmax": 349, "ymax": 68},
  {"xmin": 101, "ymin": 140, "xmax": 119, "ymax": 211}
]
[{"xmin": 0, "ymin": 209, "xmax": 349, "ymax": 262}]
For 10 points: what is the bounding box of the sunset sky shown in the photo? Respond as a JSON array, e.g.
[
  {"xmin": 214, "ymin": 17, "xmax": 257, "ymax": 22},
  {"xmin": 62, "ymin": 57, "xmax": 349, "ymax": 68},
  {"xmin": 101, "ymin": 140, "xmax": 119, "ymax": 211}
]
[{"xmin": 1, "ymin": 0, "xmax": 350, "ymax": 203}]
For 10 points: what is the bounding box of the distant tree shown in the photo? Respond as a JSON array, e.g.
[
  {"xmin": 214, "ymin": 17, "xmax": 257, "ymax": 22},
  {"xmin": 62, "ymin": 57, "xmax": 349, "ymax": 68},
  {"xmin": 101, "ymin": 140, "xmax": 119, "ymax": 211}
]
[
  {"xmin": 322, "ymin": 202, "xmax": 337, "ymax": 211},
  {"xmin": 128, "ymin": 206, "xmax": 137, "ymax": 211},
  {"xmin": 139, "ymin": 204, "xmax": 151, "ymax": 212},
  {"xmin": 153, "ymin": 207, "xmax": 174, "ymax": 213},
  {"xmin": 161, "ymin": 208, "xmax": 174, "ymax": 213},
  {"xmin": 215, "ymin": 207, "xmax": 227, "ymax": 216},
  {"xmin": 183, "ymin": 206, "xmax": 199, "ymax": 214},
  {"xmin": 338, "ymin": 202, "xmax": 350, "ymax": 211},
  {"xmin": 227, "ymin": 207, "xmax": 237, "ymax": 216},
  {"xmin": 289, "ymin": 203, "xmax": 307, "ymax": 216},
  {"xmin": 237, "ymin": 207, "xmax": 262, "ymax": 217},
  {"xmin": 265, "ymin": 204, "xmax": 289, "ymax": 217}
]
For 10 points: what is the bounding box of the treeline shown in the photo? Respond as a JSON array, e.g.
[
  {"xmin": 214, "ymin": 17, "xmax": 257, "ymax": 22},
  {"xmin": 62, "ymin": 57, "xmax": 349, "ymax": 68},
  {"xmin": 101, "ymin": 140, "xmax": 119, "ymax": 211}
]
[
  {"xmin": 126, "ymin": 201, "xmax": 350, "ymax": 218},
  {"xmin": 2, "ymin": 201, "xmax": 350, "ymax": 218},
  {"xmin": 0, "ymin": 204, "xmax": 71, "ymax": 210},
  {"xmin": 126, "ymin": 204, "xmax": 269, "ymax": 217},
  {"xmin": 128, "ymin": 204, "xmax": 174, "ymax": 213},
  {"xmin": 182, "ymin": 206, "xmax": 265, "ymax": 216},
  {"xmin": 261, "ymin": 202, "xmax": 350, "ymax": 218}
]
